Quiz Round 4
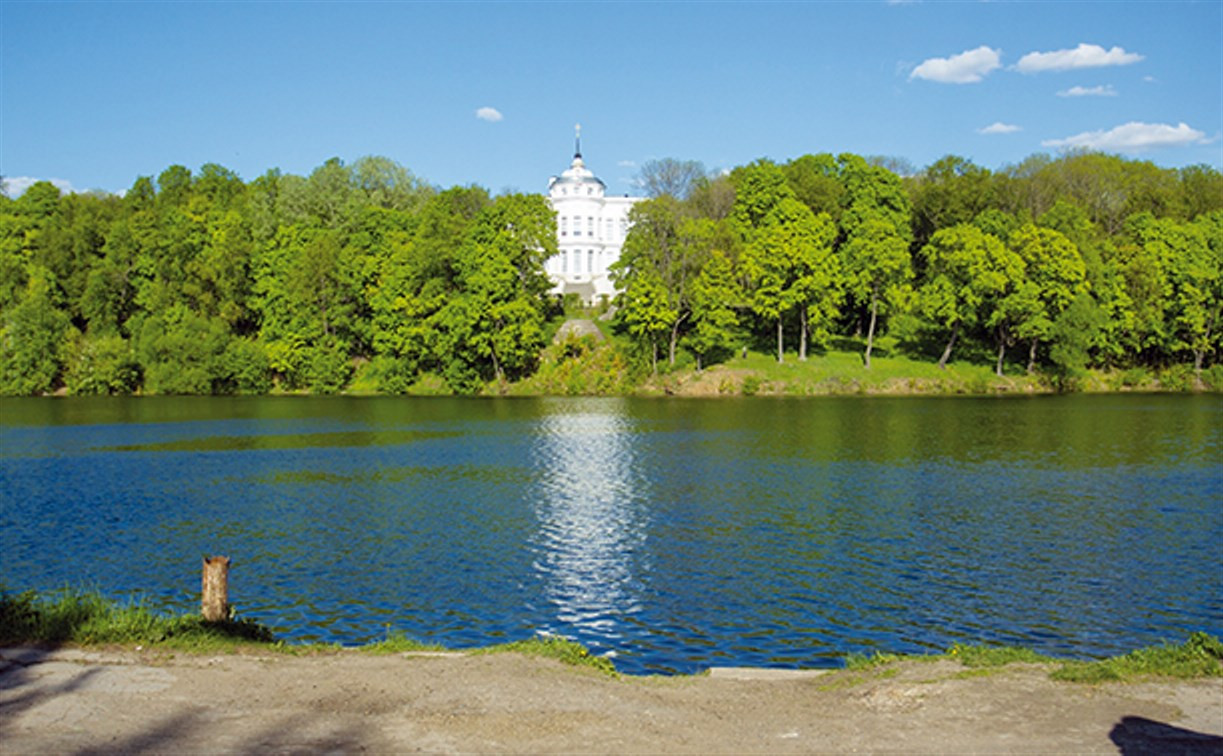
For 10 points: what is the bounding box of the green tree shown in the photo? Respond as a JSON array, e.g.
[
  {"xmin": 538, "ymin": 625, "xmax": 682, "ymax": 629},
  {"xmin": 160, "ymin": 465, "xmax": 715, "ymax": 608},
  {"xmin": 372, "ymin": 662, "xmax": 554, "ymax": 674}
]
[
  {"xmin": 741, "ymin": 197, "xmax": 838, "ymax": 362},
  {"xmin": 619, "ymin": 270, "xmax": 674, "ymax": 375},
  {"xmin": 442, "ymin": 193, "xmax": 556, "ymax": 386},
  {"xmin": 687, "ymin": 248, "xmax": 741, "ymax": 371},
  {"xmin": 842, "ymin": 215, "xmax": 912, "ymax": 368},
  {"xmin": 918, "ymin": 224, "xmax": 1020, "ymax": 369},
  {"xmin": 0, "ymin": 267, "xmax": 71, "ymax": 395},
  {"xmin": 1006, "ymin": 224, "xmax": 1088, "ymax": 372}
]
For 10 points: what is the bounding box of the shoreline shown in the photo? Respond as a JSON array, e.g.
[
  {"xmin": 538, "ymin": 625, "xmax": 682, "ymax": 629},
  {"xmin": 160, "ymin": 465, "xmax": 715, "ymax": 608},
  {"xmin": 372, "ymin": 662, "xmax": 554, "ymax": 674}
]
[{"xmin": 3, "ymin": 644, "xmax": 1221, "ymax": 753}]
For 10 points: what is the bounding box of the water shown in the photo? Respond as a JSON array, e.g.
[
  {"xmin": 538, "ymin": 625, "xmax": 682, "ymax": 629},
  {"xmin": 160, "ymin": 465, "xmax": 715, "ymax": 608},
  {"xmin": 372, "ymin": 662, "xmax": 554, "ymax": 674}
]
[{"xmin": 1, "ymin": 395, "xmax": 1220, "ymax": 674}]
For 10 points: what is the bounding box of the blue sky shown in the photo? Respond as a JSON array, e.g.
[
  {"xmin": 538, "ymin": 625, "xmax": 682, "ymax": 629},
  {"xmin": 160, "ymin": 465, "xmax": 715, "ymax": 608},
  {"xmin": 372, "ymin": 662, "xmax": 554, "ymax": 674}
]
[{"xmin": 2, "ymin": 1, "xmax": 1220, "ymax": 197}]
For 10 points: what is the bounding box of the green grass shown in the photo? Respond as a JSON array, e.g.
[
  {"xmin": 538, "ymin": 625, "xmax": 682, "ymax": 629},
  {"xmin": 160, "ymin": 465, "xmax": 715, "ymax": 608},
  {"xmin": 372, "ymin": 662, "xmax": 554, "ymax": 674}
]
[
  {"xmin": 0, "ymin": 588, "xmax": 275, "ymax": 651},
  {"xmin": 358, "ymin": 629, "xmax": 446, "ymax": 655},
  {"xmin": 1050, "ymin": 632, "xmax": 1223, "ymax": 683},
  {"xmin": 840, "ymin": 635, "xmax": 1223, "ymax": 683},
  {"xmin": 844, "ymin": 650, "xmax": 908, "ymax": 670},
  {"xmin": 478, "ymin": 634, "xmax": 618, "ymax": 676},
  {"xmin": 0, "ymin": 588, "xmax": 617, "ymax": 673},
  {"xmin": 672, "ymin": 337, "xmax": 1045, "ymax": 397},
  {"xmin": 947, "ymin": 643, "xmax": 1055, "ymax": 667}
]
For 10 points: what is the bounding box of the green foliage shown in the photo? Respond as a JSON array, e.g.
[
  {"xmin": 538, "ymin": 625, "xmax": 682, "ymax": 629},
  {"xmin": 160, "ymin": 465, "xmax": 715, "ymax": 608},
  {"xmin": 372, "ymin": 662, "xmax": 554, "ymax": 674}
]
[
  {"xmin": 63, "ymin": 332, "xmax": 141, "ymax": 395},
  {"xmin": 0, "ymin": 152, "xmax": 1218, "ymax": 396},
  {"xmin": 1, "ymin": 267, "xmax": 71, "ymax": 394}
]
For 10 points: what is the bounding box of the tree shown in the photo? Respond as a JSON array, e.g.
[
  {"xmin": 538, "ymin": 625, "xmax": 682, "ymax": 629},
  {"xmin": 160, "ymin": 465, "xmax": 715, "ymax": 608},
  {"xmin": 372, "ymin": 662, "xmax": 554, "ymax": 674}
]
[
  {"xmin": 918, "ymin": 224, "xmax": 1021, "ymax": 369},
  {"xmin": 687, "ymin": 249, "xmax": 741, "ymax": 371},
  {"xmin": 619, "ymin": 270, "xmax": 674, "ymax": 375},
  {"xmin": 636, "ymin": 158, "xmax": 708, "ymax": 200},
  {"xmin": 741, "ymin": 197, "xmax": 838, "ymax": 362},
  {"xmin": 442, "ymin": 193, "xmax": 555, "ymax": 386},
  {"xmin": 842, "ymin": 215, "xmax": 912, "ymax": 368},
  {"xmin": 910, "ymin": 155, "xmax": 993, "ymax": 248},
  {"xmin": 1007, "ymin": 224, "xmax": 1088, "ymax": 372},
  {"xmin": 351, "ymin": 155, "xmax": 434, "ymax": 213},
  {"xmin": 0, "ymin": 267, "xmax": 71, "ymax": 395},
  {"xmin": 612, "ymin": 197, "xmax": 704, "ymax": 367},
  {"xmin": 783, "ymin": 154, "xmax": 844, "ymax": 221}
]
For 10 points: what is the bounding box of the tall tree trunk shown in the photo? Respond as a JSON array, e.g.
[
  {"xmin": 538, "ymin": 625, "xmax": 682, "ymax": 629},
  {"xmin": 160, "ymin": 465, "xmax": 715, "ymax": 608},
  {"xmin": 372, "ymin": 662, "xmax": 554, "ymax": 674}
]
[
  {"xmin": 777, "ymin": 316, "xmax": 784, "ymax": 364},
  {"xmin": 864, "ymin": 289, "xmax": 879, "ymax": 370},
  {"xmin": 668, "ymin": 312, "xmax": 687, "ymax": 366},
  {"xmin": 937, "ymin": 322, "xmax": 959, "ymax": 370},
  {"xmin": 799, "ymin": 306, "xmax": 808, "ymax": 361},
  {"xmin": 696, "ymin": 353, "xmax": 703, "ymax": 372},
  {"xmin": 651, "ymin": 339, "xmax": 658, "ymax": 376},
  {"xmin": 490, "ymin": 341, "xmax": 503, "ymax": 384},
  {"xmin": 996, "ymin": 332, "xmax": 1006, "ymax": 377},
  {"xmin": 1027, "ymin": 337, "xmax": 1038, "ymax": 374}
]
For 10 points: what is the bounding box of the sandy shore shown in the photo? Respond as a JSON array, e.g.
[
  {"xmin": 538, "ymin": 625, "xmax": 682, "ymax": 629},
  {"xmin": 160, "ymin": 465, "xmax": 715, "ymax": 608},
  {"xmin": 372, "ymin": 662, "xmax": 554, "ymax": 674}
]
[{"xmin": 2, "ymin": 645, "xmax": 1221, "ymax": 754}]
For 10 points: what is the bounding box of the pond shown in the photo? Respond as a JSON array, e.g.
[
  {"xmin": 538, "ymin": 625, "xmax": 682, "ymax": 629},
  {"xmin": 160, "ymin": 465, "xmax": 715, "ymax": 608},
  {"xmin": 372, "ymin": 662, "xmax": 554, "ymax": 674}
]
[{"xmin": 1, "ymin": 394, "xmax": 1220, "ymax": 674}]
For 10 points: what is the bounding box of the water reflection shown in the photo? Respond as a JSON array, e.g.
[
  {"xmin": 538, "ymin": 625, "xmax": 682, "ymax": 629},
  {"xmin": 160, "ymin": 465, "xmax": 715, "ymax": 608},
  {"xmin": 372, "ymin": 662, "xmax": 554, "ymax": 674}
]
[{"xmin": 529, "ymin": 399, "xmax": 647, "ymax": 651}]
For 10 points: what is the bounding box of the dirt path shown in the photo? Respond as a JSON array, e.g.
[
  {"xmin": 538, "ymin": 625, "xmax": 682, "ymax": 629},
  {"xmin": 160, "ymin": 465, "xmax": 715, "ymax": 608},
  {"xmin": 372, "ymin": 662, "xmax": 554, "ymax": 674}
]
[{"xmin": 2, "ymin": 646, "xmax": 1221, "ymax": 754}]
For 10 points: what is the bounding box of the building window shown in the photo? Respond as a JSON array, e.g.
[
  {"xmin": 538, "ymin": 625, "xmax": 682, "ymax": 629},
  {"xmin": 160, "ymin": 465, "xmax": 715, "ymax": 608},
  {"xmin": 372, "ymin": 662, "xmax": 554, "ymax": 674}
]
[
  {"xmin": 561, "ymin": 254, "xmax": 567, "ymax": 273},
  {"xmin": 587, "ymin": 217, "xmax": 594, "ymax": 236},
  {"xmin": 588, "ymin": 250, "xmax": 594, "ymax": 273},
  {"xmin": 560, "ymin": 216, "xmax": 568, "ymax": 236},
  {"xmin": 574, "ymin": 250, "xmax": 582, "ymax": 273}
]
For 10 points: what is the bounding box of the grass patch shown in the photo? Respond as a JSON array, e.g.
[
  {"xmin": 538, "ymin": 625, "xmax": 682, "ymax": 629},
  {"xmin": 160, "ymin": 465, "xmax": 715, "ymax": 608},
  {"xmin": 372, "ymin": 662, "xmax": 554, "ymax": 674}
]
[
  {"xmin": 0, "ymin": 588, "xmax": 275, "ymax": 651},
  {"xmin": 947, "ymin": 643, "xmax": 1055, "ymax": 667},
  {"xmin": 1051, "ymin": 632, "xmax": 1223, "ymax": 683},
  {"xmin": 359, "ymin": 629, "xmax": 445, "ymax": 655},
  {"xmin": 844, "ymin": 651, "xmax": 907, "ymax": 670},
  {"xmin": 840, "ymin": 635, "xmax": 1223, "ymax": 684},
  {"xmin": 479, "ymin": 634, "xmax": 617, "ymax": 676}
]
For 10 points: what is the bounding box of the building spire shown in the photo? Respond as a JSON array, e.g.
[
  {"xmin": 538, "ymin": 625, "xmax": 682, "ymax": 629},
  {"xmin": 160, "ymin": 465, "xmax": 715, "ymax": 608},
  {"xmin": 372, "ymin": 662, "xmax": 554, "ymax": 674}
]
[{"xmin": 574, "ymin": 123, "xmax": 582, "ymax": 159}]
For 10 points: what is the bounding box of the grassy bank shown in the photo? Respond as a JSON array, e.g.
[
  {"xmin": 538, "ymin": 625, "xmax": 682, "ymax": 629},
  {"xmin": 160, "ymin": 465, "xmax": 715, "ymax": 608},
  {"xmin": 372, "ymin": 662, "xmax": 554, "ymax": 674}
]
[
  {"xmin": 3, "ymin": 588, "xmax": 1219, "ymax": 682},
  {"xmin": 496, "ymin": 331, "xmax": 1222, "ymax": 398}
]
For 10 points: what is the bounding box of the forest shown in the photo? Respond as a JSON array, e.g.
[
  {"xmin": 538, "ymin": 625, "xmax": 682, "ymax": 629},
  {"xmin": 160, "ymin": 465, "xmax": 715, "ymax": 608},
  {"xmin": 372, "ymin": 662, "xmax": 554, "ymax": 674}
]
[{"xmin": 1, "ymin": 150, "xmax": 1220, "ymax": 396}]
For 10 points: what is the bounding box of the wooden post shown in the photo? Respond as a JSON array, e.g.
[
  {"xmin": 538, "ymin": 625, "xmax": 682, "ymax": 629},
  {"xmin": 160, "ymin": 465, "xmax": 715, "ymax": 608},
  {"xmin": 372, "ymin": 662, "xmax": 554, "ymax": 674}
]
[{"xmin": 201, "ymin": 556, "xmax": 231, "ymax": 622}]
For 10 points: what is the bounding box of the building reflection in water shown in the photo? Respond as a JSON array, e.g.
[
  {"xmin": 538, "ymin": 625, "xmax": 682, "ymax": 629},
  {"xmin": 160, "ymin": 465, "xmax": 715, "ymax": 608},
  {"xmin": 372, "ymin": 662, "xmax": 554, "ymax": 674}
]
[{"xmin": 529, "ymin": 399, "xmax": 648, "ymax": 648}]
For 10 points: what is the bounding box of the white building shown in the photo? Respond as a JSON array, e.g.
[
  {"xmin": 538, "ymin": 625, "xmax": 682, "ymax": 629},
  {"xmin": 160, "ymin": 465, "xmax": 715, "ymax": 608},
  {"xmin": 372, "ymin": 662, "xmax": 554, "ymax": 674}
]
[{"xmin": 545, "ymin": 127, "xmax": 642, "ymax": 305}]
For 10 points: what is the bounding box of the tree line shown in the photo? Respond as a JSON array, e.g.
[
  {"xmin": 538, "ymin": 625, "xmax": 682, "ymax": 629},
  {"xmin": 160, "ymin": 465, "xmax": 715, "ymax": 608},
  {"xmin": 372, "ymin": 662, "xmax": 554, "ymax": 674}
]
[
  {"xmin": 1, "ymin": 157, "xmax": 555, "ymax": 395},
  {"xmin": 615, "ymin": 152, "xmax": 1222, "ymax": 385},
  {"xmin": 0, "ymin": 150, "xmax": 1219, "ymax": 396}
]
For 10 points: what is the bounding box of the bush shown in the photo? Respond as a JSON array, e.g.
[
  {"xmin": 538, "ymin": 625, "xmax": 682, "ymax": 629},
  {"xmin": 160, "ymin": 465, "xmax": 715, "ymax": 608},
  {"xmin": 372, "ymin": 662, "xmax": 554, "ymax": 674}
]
[
  {"xmin": 1158, "ymin": 364, "xmax": 1198, "ymax": 392},
  {"xmin": 1201, "ymin": 364, "xmax": 1223, "ymax": 391},
  {"xmin": 63, "ymin": 332, "xmax": 141, "ymax": 395}
]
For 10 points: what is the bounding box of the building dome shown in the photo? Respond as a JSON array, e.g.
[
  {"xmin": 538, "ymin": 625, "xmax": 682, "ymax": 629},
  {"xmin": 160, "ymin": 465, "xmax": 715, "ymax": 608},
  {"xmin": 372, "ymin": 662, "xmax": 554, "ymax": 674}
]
[
  {"xmin": 551, "ymin": 155, "xmax": 607, "ymax": 191},
  {"xmin": 548, "ymin": 124, "xmax": 606, "ymax": 196}
]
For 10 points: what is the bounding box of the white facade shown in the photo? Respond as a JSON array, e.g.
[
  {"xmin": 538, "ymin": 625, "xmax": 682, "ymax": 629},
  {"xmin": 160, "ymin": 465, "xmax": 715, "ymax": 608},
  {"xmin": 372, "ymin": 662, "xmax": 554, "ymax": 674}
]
[{"xmin": 545, "ymin": 133, "xmax": 641, "ymax": 305}]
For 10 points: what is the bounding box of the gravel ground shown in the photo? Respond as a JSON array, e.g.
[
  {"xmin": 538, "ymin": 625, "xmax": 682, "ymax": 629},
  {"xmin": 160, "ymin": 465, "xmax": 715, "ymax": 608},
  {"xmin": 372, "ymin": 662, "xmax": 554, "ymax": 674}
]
[{"xmin": 2, "ymin": 646, "xmax": 1221, "ymax": 754}]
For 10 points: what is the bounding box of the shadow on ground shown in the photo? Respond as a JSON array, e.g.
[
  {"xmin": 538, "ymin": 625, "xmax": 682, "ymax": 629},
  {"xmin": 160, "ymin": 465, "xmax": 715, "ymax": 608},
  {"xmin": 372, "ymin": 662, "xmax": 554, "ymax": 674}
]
[{"xmin": 1110, "ymin": 716, "xmax": 1223, "ymax": 755}]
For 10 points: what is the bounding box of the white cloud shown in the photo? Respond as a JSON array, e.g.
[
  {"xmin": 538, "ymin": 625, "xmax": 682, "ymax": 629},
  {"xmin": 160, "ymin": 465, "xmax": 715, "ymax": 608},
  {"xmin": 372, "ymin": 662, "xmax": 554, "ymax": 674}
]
[
  {"xmin": 1057, "ymin": 85, "xmax": 1118, "ymax": 98},
  {"xmin": 1042, "ymin": 121, "xmax": 1208, "ymax": 153},
  {"xmin": 978, "ymin": 122, "xmax": 1022, "ymax": 135},
  {"xmin": 910, "ymin": 46, "xmax": 1001, "ymax": 84},
  {"xmin": 2, "ymin": 176, "xmax": 79, "ymax": 197},
  {"xmin": 1016, "ymin": 44, "xmax": 1143, "ymax": 73},
  {"xmin": 475, "ymin": 106, "xmax": 503, "ymax": 122},
  {"xmin": 617, "ymin": 160, "xmax": 637, "ymax": 168}
]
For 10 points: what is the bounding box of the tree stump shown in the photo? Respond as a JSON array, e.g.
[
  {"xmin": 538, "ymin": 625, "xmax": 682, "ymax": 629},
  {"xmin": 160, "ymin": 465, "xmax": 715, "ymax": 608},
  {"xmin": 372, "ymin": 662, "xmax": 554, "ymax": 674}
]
[{"xmin": 201, "ymin": 556, "xmax": 231, "ymax": 622}]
